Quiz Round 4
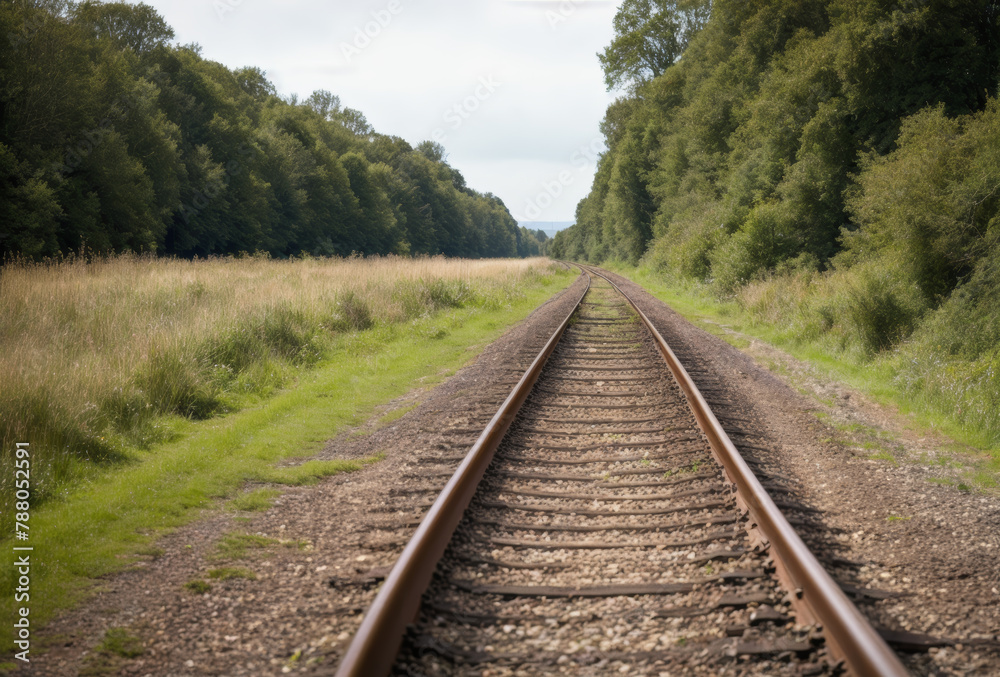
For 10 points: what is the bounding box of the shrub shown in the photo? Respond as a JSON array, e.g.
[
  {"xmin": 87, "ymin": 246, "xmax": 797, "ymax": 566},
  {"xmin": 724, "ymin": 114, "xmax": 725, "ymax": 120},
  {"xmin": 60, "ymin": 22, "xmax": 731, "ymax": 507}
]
[
  {"xmin": 839, "ymin": 265, "xmax": 926, "ymax": 355},
  {"xmin": 335, "ymin": 291, "xmax": 374, "ymax": 331},
  {"xmin": 710, "ymin": 201, "xmax": 797, "ymax": 293},
  {"xmin": 138, "ymin": 348, "xmax": 220, "ymax": 419}
]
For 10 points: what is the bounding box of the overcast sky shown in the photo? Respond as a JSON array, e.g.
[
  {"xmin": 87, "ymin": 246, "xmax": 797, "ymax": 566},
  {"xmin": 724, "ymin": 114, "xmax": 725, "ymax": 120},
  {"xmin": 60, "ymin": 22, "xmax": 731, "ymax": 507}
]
[{"xmin": 143, "ymin": 0, "xmax": 623, "ymax": 225}]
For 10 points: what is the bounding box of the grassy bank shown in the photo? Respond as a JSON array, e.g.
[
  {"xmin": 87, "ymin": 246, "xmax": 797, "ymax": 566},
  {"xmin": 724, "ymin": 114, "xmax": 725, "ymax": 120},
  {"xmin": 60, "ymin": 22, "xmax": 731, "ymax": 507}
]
[
  {"xmin": 0, "ymin": 254, "xmax": 556, "ymax": 512},
  {"xmin": 604, "ymin": 263, "xmax": 1000, "ymax": 489},
  {"xmin": 0, "ymin": 256, "xmax": 573, "ymax": 645}
]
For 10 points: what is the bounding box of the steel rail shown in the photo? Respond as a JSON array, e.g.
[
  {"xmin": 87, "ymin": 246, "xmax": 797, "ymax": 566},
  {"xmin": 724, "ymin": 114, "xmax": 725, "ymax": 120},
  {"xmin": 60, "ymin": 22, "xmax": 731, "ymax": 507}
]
[
  {"xmin": 582, "ymin": 265, "xmax": 909, "ymax": 677},
  {"xmin": 334, "ymin": 272, "xmax": 592, "ymax": 677}
]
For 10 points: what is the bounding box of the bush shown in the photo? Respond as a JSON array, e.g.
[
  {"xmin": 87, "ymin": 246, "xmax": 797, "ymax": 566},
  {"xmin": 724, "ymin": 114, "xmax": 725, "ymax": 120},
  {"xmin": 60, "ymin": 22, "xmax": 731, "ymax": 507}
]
[
  {"xmin": 710, "ymin": 202, "xmax": 797, "ymax": 293},
  {"xmin": 839, "ymin": 266, "xmax": 926, "ymax": 355},
  {"xmin": 139, "ymin": 348, "xmax": 221, "ymax": 419},
  {"xmin": 425, "ymin": 278, "xmax": 471, "ymax": 309},
  {"xmin": 335, "ymin": 291, "xmax": 374, "ymax": 331}
]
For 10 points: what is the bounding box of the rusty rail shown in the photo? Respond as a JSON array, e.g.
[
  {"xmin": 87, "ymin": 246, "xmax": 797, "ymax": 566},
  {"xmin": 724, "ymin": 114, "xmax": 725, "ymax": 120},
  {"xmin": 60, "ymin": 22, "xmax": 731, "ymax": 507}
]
[
  {"xmin": 335, "ymin": 265, "xmax": 909, "ymax": 677},
  {"xmin": 583, "ymin": 265, "xmax": 909, "ymax": 677},
  {"xmin": 334, "ymin": 273, "xmax": 591, "ymax": 677}
]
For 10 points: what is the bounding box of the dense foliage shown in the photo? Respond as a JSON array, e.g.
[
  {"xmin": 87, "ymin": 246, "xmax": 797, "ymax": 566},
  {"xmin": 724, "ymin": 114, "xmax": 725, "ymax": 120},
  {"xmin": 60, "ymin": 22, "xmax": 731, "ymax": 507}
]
[
  {"xmin": 0, "ymin": 1, "xmax": 548, "ymax": 260},
  {"xmin": 553, "ymin": 0, "xmax": 1000, "ymax": 443}
]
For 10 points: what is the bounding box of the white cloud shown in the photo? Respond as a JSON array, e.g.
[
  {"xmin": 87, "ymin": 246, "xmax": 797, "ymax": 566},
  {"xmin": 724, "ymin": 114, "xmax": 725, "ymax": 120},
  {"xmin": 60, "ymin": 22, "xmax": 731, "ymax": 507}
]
[{"xmin": 145, "ymin": 0, "xmax": 622, "ymax": 221}]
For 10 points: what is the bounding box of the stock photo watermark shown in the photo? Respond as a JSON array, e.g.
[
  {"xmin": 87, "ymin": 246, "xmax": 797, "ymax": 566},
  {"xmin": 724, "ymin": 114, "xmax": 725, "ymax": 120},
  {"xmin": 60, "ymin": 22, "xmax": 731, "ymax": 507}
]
[
  {"xmin": 545, "ymin": 0, "xmax": 610, "ymax": 30},
  {"xmin": 517, "ymin": 137, "xmax": 605, "ymax": 221},
  {"xmin": 12, "ymin": 442, "xmax": 32, "ymax": 663},
  {"xmin": 431, "ymin": 76, "xmax": 502, "ymax": 145},
  {"xmin": 214, "ymin": 0, "xmax": 246, "ymax": 21},
  {"xmin": 340, "ymin": 0, "xmax": 404, "ymax": 63}
]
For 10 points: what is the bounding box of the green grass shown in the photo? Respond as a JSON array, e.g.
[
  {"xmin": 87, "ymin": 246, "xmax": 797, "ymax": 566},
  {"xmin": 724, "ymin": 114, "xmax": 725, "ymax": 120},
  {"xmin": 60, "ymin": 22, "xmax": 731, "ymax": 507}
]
[
  {"xmin": 258, "ymin": 457, "xmax": 380, "ymax": 486},
  {"xmin": 603, "ymin": 263, "xmax": 999, "ymax": 488},
  {"xmin": 228, "ymin": 488, "xmax": 283, "ymax": 512},
  {"xmin": 206, "ymin": 567, "xmax": 257, "ymax": 581},
  {"xmin": 0, "ymin": 267, "xmax": 574, "ymax": 652},
  {"xmin": 78, "ymin": 627, "xmax": 144, "ymax": 676},
  {"xmin": 867, "ymin": 450, "xmax": 898, "ymax": 465},
  {"xmin": 212, "ymin": 532, "xmax": 278, "ymax": 561},
  {"xmin": 377, "ymin": 403, "xmax": 419, "ymax": 427},
  {"xmin": 97, "ymin": 628, "xmax": 144, "ymax": 658},
  {"xmin": 184, "ymin": 580, "xmax": 212, "ymax": 594}
]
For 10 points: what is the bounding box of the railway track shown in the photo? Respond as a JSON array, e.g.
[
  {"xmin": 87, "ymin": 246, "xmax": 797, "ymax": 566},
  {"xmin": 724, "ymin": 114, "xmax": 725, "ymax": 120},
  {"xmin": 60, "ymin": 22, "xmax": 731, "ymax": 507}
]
[{"xmin": 334, "ymin": 267, "xmax": 909, "ymax": 676}]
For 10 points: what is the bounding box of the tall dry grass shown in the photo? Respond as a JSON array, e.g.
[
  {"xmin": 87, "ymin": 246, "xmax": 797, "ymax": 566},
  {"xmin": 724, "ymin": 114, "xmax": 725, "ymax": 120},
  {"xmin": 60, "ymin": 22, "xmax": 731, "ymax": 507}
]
[{"xmin": 1, "ymin": 253, "xmax": 555, "ymax": 502}]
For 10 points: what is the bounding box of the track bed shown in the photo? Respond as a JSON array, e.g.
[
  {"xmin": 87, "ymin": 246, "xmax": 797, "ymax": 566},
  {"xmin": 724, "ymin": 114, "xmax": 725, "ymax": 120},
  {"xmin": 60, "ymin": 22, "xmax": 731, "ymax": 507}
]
[{"xmin": 396, "ymin": 279, "xmax": 823, "ymax": 675}]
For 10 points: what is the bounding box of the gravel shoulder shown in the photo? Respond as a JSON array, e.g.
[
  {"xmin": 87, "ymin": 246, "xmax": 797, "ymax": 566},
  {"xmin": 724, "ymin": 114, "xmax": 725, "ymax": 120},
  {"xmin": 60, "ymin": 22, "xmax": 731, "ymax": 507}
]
[{"xmin": 601, "ymin": 267, "xmax": 1000, "ymax": 675}]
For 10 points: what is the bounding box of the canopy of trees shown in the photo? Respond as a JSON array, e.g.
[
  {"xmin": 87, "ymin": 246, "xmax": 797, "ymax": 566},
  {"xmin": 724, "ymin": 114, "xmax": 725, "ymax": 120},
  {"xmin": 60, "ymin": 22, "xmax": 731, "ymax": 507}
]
[
  {"xmin": 0, "ymin": 1, "xmax": 547, "ymax": 260},
  {"xmin": 555, "ymin": 0, "xmax": 1000, "ymax": 439},
  {"xmin": 553, "ymin": 0, "xmax": 1000, "ymax": 320}
]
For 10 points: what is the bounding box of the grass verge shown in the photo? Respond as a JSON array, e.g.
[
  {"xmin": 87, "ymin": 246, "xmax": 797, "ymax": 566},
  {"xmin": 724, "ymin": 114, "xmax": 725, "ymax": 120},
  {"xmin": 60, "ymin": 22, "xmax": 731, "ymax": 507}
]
[
  {"xmin": 603, "ymin": 262, "xmax": 1000, "ymax": 489},
  {"xmin": 0, "ymin": 266, "xmax": 575, "ymax": 652}
]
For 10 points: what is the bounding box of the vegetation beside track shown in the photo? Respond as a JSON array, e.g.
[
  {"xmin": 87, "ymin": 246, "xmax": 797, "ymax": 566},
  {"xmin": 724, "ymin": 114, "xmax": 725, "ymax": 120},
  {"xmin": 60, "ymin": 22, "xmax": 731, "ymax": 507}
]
[
  {"xmin": 604, "ymin": 263, "xmax": 1000, "ymax": 491},
  {"xmin": 0, "ymin": 256, "xmax": 573, "ymax": 645},
  {"xmin": 551, "ymin": 1, "xmax": 1000, "ymax": 483}
]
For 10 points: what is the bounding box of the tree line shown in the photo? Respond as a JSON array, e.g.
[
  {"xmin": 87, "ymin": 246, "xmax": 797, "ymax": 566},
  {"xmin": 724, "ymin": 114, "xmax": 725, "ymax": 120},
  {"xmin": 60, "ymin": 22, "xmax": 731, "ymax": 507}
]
[
  {"xmin": 553, "ymin": 0, "xmax": 1000, "ymax": 441},
  {"xmin": 0, "ymin": 1, "xmax": 548, "ymax": 260},
  {"xmin": 552, "ymin": 0, "xmax": 1000, "ymax": 342}
]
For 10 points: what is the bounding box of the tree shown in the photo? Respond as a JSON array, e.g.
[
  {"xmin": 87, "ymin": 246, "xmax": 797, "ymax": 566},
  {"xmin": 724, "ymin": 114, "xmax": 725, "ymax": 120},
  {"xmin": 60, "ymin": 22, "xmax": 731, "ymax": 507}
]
[
  {"xmin": 73, "ymin": 1, "xmax": 174, "ymax": 54},
  {"xmin": 0, "ymin": 1, "xmax": 535, "ymax": 262},
  {"xmin": 305, "ymin": 89, "xmax": 341, "ymax": 120},
  {"xmin": 234, "ymin": 67, "xmax": 277, "ymax": 100},
  {"xmin": 598, "ymin": 0, "xmax": 711, "ymax": 91}
]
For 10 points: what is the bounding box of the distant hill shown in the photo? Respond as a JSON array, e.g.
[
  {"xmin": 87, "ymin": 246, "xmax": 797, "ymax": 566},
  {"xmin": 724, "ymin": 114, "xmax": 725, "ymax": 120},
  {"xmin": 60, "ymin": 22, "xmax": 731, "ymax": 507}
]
[{"xmin": 518, "ymin": 221, "xmax": 574, "ymax": 239}]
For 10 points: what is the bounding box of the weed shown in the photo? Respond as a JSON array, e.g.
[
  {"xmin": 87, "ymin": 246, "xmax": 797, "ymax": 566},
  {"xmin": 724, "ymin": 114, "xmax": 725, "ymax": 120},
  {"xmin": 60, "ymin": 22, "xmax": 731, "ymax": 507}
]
[
  {"xmin": 336, "ymin": 291, "xmax": 374, "ymax": 331},
  {"xmin": 680, "ymin": 460, "xmax": 703, "ymax": 474},
  {"xmin": 229, "ymin": 488, "xmax": 282, "ymax": 512},
  {"xmin": 258, "ymin": 457, "xmax": 379, "ymax": 486},
  {"xmin": 98, "ymin": 628, "xmax": 144, "ymax": 658},
  {"xmin": 886, "ymin": 515, "xmax": 911, "ymax": 522},
  {"xmin": 867, "ymin": 451, "xmax": 897, "ymax": 465},
  {"xmin": 207, "ymin": 567, "xmax": 257, "ymax": 581},
  {"xmin": 79, "ymin": 627, "xmax": 145, "ymax": 676},
  {"xmin": 212, "ymin": 532, "xmax": 278, "ymax": 561},
  {"xmin": 185, "ymin": 580, "xmax": 212, "ymax": 594}
]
